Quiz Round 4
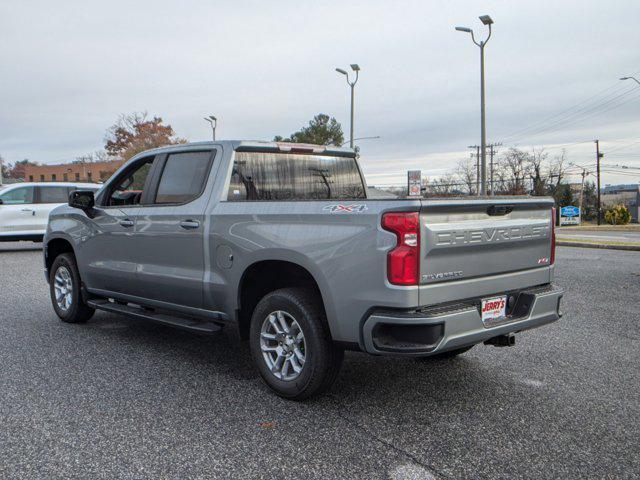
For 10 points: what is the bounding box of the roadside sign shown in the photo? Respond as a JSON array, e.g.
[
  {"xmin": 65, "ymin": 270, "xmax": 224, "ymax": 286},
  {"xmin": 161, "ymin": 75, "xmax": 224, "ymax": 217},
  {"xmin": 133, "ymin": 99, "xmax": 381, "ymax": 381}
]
[
  {"xmin": 408, "ymin": 170, "xmax": 421, "ymax": 197},
  {"xmin": 560, "ymin": 205, "xmax": 581, "ymax": 225}
]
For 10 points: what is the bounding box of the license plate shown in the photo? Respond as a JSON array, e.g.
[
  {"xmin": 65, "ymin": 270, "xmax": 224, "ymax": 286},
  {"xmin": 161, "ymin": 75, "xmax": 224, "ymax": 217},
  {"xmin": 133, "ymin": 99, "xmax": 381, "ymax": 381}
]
[{"xmin": 481, "ymin": 295, "xmax": 507, "ymax": 326}]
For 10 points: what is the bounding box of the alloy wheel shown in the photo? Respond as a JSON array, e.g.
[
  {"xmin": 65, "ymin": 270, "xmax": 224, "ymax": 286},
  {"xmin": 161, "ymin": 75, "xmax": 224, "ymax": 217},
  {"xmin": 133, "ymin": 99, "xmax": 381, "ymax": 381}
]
[
  {"xmin": 260, "ymin": 310, "xmax": 306, "ymax": 381},
  {"xmin": 53, "ymin": 266, "xmax": 73, "ymax": 312}
]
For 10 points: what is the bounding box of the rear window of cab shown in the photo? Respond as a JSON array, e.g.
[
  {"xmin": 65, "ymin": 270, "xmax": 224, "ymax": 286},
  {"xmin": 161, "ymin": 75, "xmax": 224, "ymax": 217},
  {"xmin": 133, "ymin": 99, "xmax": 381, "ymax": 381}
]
[{"xmin": 227, "ymin": 152, "xmax": 365, "ymax": 201}]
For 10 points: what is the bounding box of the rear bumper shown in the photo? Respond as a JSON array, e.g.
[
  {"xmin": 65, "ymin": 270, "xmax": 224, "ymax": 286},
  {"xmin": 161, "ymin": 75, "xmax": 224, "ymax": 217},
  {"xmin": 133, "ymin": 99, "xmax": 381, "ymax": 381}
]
[{"xmin": 361, "ymin": 284, "xmax": 563, "ymax": 356}]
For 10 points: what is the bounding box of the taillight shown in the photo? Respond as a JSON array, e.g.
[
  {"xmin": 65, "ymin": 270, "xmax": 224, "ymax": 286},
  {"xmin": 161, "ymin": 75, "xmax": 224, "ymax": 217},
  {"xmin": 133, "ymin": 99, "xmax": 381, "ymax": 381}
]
[
  {"xmin": 550, "ymin": 207, "xmax": 556, "ymax": 265},
  {"xmin": 382, "ymin": 212, "xmax": 420, "ymax": 285}
]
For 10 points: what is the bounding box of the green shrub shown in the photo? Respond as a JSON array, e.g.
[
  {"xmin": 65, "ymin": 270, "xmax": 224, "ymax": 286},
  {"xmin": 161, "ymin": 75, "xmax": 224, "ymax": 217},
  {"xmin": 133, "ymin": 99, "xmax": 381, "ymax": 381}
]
[{"xmin": 604, "ymin": 204, "xmax": 631, "ymax": 225}]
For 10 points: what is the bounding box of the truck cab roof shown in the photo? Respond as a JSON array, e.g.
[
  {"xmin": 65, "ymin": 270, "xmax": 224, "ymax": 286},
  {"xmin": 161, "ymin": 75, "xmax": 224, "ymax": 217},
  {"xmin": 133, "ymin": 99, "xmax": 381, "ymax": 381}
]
[{"xmin": 130, "ymin": 140, "xmax": 356, "ymax": 160}]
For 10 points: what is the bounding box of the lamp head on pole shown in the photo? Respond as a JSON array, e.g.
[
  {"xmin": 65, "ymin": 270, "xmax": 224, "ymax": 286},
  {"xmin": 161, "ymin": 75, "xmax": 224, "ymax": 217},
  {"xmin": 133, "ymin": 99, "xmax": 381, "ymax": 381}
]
[
  {"xmin": 620, "ymin": 77, "xmax": 630, "ymax": 80},
  {"xmin": 335, "ymin": 68, "xmax": 347, "ymax": 76},
  {"xmin": 204, "ymin": 115, "xmax": 217, "ymax": 140},
  {"xmin": 455, "ymin": 26, "xmax": 472, "ymax": 33},
  {"xmin": 479, "ymin": 15, "xmax": 493, "ymax": 25},
  {"xmin": 350, "ymin": 64, "xmax": 360, "ymax": 72}
]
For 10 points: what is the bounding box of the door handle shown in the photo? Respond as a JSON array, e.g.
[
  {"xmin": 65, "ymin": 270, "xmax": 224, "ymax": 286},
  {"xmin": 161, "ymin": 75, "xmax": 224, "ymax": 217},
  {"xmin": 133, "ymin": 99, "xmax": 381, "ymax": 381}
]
[
  {"xmin": 179, "ymin": 220, "xmax": 200, "ymax": 230},
  {"xmin": 119, "ymin": 219, "xmax": 134, "ymax": 228}
]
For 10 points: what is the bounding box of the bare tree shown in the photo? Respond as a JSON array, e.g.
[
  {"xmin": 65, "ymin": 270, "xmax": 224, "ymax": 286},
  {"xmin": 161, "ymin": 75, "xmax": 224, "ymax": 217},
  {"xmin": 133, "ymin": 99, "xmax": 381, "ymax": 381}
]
[
  {"xmin": 526, "ymin": 147, "xmax": 568, "ymax": 197},
  {"xmin": 529, "ymin": 147, "xmax": 548, "ymax": 196},
  {"xmin": 454, "ymin": 158, "xmax": 477, "ymax": 195},
  {"xmin": 498, "ymin": 148, "xmax": 531, "ymax": 195},
  {"xmin": 547, "ymin": 149, "xmax": 567, "ymax": 193},
  {"xmin": 425, "ymin": 174, "xmax": 458, "ymax": 197},
  {"xmin": 74, "ymin": 150, "xmax": 116, "ymax": 164}
]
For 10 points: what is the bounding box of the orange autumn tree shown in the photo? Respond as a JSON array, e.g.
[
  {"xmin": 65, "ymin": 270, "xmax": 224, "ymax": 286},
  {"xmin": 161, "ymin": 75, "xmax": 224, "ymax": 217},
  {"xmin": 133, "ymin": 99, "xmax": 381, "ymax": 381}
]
[{"xmin": 105, "ymin": 112, "xmax": 186, "ymax": 160}]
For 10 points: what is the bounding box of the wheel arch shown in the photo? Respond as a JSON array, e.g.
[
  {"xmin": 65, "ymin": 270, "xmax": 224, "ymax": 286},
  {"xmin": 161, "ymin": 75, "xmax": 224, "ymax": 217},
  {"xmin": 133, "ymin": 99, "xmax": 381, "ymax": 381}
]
[
  {"xmin": 236, "ymin": 259, "xmax": 332, "ymax": 341},
  {"xmin": 44, "ymin": 236, "xmax": 76, "ymax": 279}
]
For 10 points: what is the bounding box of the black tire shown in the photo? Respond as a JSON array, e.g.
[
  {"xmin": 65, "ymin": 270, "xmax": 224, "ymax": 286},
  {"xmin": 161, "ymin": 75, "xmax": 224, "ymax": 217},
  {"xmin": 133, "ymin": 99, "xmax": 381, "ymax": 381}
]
[
  {"xmin": 49, "ymin": 253, "xmax": 95, "ymax": 324},
  {"xmin": 425, "ymin": 345, "xmax": 474, "ymax": 360},
  {"xmin": 249, "ymin": 288, "xmax": 344, "ymax": 400}
]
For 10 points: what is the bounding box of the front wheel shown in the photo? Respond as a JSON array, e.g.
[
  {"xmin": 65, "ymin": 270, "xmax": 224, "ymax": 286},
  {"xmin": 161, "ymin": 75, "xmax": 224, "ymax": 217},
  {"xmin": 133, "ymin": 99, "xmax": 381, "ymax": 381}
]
[
  {"xmin": 249, "ymin": 288, "xmax": 343, "ymax": 400},
  {"xmin": 49, "ymin": 253, "xmax": 94, "ymax": 324}
]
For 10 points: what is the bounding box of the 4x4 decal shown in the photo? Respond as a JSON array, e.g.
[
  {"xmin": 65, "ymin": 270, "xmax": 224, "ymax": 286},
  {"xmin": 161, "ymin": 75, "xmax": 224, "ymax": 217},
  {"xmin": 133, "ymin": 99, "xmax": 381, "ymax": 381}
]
[{"xmin": 323, "ymin": 204, "xmax": 368, "ymax": 213}]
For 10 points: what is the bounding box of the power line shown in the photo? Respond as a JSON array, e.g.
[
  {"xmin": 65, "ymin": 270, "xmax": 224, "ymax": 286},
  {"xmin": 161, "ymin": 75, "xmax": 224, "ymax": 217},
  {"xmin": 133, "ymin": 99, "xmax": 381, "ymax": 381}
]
[
  {"xmin": 504, "ymin": 87, "xmax": 640, "ymax": 143},
  {"xmin": 501, "ymin": 83, "xmax": 638, "ymax": 142},
  {"xmin": 605, "ymin": 140, "xmax": 640, "ymax": 154},
  {"xmin": 539, "ymin": 140, "xmax": 594, "ymax": 151},
  {"xmin": 499, "ymin": 81, "xmax": 627, "ymax": 141}
]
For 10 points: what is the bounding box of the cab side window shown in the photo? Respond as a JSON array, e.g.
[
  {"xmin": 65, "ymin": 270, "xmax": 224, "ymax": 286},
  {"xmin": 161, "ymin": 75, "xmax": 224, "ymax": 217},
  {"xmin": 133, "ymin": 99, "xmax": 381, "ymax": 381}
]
[
  {"xmin": 0, "ymin": 187, "xmax": 34, "ymax": 205},
  {"xmin": 154, "ymin": 151, "xmax": 213, "ymax": 204},
  {"xmin": 107, "ymin": 157, "xmax": 154, "ymax": 207}
]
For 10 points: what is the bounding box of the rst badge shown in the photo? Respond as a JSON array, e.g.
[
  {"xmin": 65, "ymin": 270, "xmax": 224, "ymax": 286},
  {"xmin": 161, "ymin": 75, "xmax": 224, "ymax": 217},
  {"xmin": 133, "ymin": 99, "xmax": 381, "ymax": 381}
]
[{"xmin": 323, "ymin": 204, "xmax": 368, "ymax": 213}]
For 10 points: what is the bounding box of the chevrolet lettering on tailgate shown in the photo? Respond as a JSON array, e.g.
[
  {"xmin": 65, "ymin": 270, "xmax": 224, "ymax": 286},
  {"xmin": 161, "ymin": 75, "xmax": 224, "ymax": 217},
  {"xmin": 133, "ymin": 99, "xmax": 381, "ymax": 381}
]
[{"xmin": 435, "ymin": 224, "xmax": 550, "ymax": 246}]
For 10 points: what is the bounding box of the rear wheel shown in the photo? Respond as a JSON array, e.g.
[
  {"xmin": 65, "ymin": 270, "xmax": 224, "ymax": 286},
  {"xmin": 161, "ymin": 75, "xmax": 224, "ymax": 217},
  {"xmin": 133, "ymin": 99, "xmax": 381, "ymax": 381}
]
[
  {"xmin": 49, "ymin": 253, "xmax": 94, "ymax": 324},
  {"xmin": 249, "ymin": 288, "xmax": 343, "ymax": 400}
]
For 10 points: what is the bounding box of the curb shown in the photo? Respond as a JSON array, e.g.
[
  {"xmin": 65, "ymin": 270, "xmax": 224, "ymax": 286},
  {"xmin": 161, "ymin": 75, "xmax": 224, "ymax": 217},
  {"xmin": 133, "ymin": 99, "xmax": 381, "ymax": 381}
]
[{"xmin": 557, "ymin": 241, "xmax": 640, "ymax": 252}]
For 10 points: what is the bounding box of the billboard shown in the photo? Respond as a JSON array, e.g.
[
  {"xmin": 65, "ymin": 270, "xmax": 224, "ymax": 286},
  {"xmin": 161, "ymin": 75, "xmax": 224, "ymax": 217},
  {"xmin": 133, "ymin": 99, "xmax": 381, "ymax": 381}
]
[{"xmin": 560, "ymin": 205, "xmax": 580, "ymax": 225}]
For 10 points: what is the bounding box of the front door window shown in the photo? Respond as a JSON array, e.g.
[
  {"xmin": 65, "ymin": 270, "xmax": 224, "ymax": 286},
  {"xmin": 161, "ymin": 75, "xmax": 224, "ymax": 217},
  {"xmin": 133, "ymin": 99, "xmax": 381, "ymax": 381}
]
[{"xmin": 106, "ymin": 158, "xmax": 153, "ymax": 207}]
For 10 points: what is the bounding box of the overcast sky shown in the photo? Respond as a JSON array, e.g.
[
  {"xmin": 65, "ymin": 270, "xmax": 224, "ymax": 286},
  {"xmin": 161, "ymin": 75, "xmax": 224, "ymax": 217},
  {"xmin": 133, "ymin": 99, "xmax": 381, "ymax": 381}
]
[{"xmin": 1, "ymin": 0, "xmax": 639, "ymax": 186}]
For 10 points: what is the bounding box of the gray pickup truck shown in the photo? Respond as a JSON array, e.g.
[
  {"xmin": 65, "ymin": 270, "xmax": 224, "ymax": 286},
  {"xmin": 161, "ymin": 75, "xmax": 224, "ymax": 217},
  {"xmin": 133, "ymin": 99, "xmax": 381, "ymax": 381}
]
[{"xmin": 44, "ymin": 141, "xmax": 563, "ymax": 399}]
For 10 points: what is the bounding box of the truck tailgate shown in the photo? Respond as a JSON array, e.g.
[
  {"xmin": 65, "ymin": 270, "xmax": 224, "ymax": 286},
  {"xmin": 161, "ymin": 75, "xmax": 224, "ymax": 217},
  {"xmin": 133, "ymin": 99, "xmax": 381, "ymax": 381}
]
[{"xmin": 419, "ymin": 197, "xmax": 554, "ymax": 285}]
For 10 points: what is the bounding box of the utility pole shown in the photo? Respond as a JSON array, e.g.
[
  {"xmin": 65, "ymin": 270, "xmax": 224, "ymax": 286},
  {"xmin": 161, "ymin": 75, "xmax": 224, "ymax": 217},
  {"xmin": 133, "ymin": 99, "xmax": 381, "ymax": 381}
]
[
  {"xmin": 579, "ymin": 169, "xmax": 586, "ymax": 224},
  {"xmin": 487, "ymin": 142, "xmax": 501, "ymax": 195},
  {"xmin": 595, "ymin": 139, "xmax": 603, "ymax": 225},
  {"xmin": 0, "ymin": 156, "xmax": 3, "ymax": 186},
  {"xmin": 468, "ymin": 145, "xmax": 480, "ymax": 195}
]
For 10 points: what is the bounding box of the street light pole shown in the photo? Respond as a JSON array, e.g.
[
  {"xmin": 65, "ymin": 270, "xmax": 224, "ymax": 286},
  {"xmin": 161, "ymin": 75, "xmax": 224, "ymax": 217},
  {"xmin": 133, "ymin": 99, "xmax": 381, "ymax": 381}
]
[
  {"xmin": 479, "ymin": 39, "xmax": 487, "ymax": 195},
  {"xmin": 456, "ymin": 15, "xmax": 494, "ymax": 196},
  {"xmin": 336, "ymin": 64, "xmax": 360, "ymax": 149},
  {"xmin": 620, "ymin": 76, "xmax": 640, "ymax": 86},
  {"xmin": 340, "ymin": 136, "xmax": 380, "ymax": 147},
  {"xmin": 204, "ymin": 115, "xmax": 217, "ymax": 140}
]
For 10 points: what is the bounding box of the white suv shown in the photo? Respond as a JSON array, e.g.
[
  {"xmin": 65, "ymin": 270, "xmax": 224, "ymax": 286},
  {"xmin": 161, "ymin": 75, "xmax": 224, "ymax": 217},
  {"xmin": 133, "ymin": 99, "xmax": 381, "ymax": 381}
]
[{"xmin": 0, "ymin": 182, "xmax": 100, "ymax": 242}]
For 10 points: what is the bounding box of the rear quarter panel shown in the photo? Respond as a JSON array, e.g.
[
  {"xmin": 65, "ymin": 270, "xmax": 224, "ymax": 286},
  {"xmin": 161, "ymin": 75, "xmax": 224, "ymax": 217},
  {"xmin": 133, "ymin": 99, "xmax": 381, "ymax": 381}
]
[{"xmin": 207, "ymin": 199, "xmax": 422, "ymax": 343}]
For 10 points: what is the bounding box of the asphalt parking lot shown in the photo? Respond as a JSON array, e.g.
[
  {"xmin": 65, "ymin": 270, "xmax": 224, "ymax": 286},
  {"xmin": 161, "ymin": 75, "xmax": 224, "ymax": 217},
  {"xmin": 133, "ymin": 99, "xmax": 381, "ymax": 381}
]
[{"xmin": 0, "ymin": 244, "xmax": 638, "ymax": 479}]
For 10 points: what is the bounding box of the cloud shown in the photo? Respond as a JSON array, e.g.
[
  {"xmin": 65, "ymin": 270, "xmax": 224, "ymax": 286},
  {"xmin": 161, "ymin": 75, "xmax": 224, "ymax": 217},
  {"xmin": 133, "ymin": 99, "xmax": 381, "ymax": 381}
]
[{"xmin": 1, "ymin": 0, "xmax": 639, "ymax": 186}]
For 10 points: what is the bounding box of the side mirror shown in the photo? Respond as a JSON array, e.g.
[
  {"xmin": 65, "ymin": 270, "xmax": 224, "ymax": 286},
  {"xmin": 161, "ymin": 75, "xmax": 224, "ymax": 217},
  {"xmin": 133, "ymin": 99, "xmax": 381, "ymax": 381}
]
[{"xmin": 69, "ymin": 190, "xmax": 95, "ymax": 214}]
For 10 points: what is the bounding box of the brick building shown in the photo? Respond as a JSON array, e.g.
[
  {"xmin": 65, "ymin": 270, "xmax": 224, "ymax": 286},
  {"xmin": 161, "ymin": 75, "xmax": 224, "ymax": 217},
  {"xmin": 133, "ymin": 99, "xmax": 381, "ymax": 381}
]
[{"xmin": 23, "ymin": 160, "xmax": 124, "ymax": 184}]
